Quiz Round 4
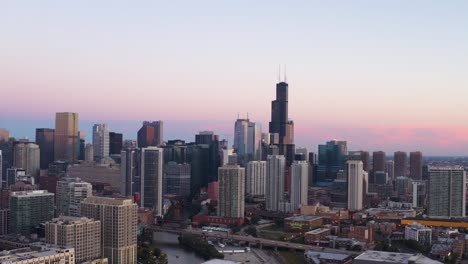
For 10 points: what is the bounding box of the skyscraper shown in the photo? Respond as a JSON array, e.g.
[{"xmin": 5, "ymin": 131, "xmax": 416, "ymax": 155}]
[
  {"xmin": 45, "ymin": 216, "xmax": 102, "ymax": 263},
  {"xmin": 120, "ymin": 148, "xmax": 139, "ymax": 197},
  {"xmin": 56, "ymin": 177, "xmax": 92, "ymax": 217},
  {"xmin": 247, "ymin": 121, "xmax": 262, "ymax": 161},
  {"xmin": 427, "ymin": 167, "xmax": 466, "ymax": 218},
  {"xmin": 234, "ymin": 118, "xmax": 262, "ymax": 163},
  {"xmin": 35, "ymin": 128, "xmax": 55, "ymax": 170},
  {"xmin": 109, "ymin": 132, "xmax": 123, "ymax": 155},
  {"xmin": 347, "ymin": 160, "xmax": 364, "ymax": 211},
  {"xmin": 13, "ymin": 142, "xmax": 40, "ymax": 176},
  {"xmin": 54, "ymin": 112, "xmax": 79, "ymax": 162},
  {"xmin": 80, "ymin": 197, "xmax": 137, "ymax": 264},
  {"xmin": 394, "ymin": 151, "xmax": 407, "ymax": 177},
  {"xmin": 137, "ymin": 121, "xmax": 163, "ymax": 148},
  {"xmin": 85, "ymin": 144, "xmax": 94, "ymax": 163},
  {"xmin": 163, "ymin": 162, "xmax": 191, "ymax": 197},
  {"xmin": 10, "ymin": 190, "xmax": 55, "ymax": 235},
  {"xmin": 218, "ymin": 165, "xmax": 245, "ymax": 218},
  {"xmin": 268, "ymin": 81, "xmax": 295, "ymax": 165},
  {"xmin": 246, "ymin": 161, "xmax": 266, "ymax": 196},
  {"xmin": 317, "ymin": 140, "xmax": 347, "ymax": 181},
  {"xmin": 290, "ymin": 160, "xmax": 309, "ymax": 211},
  {"xmin": 409, "ymin": 151, "xmax": 423, "ymax": 180},
  {"xmin": 92, "ymin": 124, "xmax": 110, "ymax": 162},
  {"xmin": 385, "ymin": 160, "xmax": 394, "ymax": 180},
  {"xmin": 266, "ymin": 155, "xmax": 285, "ymax": 211},
  {"xmin": 140, "ymin": 147, "xmax": 163, "ymax": 216},
  {"xmin": 372, "ymin": 151, "xmax": 386, "ymax": 172},
  {"xmin": 234, "ymin": 118, "xmax": 249, "ymax": 159}
]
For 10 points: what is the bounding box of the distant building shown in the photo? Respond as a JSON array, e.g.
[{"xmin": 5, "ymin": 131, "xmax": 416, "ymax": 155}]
[
  {"xmin": 284, "ymin": 215, "xmax": 323, "ymax": 232},
  {"xmin": 0, "ymin": 244, "xmax": 77, "ymax": 264},
  {"xmin": 405, "ymin": 223, "xmax": 432, "ymax": 247},
  {"xmin": 54, "ymin": 112, "xmax": 79, "ymax": 162},
  {"xmin": 412, "ymin": 180, "xmax": 426, "ymax": 208},
  {"xmin": 85, "ymin": 144, "xmax": 94, "ymax": 163},
  {"xmin": 0, "ymin": 208, "xmax": 9, "ymax": 235},
  {"xmin": 140, "ymin": 147, "xmax": 163, "ymax": 216},
  {"xmin": 394, "ymin": 151, "xmax": 407, "ymax": 177},
  {"xmin": 137, "ymin": 121, "xmax": 163, "ymax": 148},
  {"xmin": 304, "ymin": 228, "xmax": 331, "ymax": 244},
  {"xmin": 163, "ymin": 162, "xmax": 191, "ymax": 197},
  {"xmin": 10, "ymin": 190, "xmax": 55, "ymax": 235},
  {"xmin": 353, "ymin": 250, "xmax": 441, "ymax": 264},
  {"xmin": 266, "ymin": 155, "xmax": 285, "ymax": 211},
  {"xmin": 13, "ymin": 142, "xmax": 40, "ymax": 176},
  {"xmin": 80, "ymin": 197, "xmax": 137, "ymax": 264},
  {"xmin": 347, "ymin": 160, "xmax": 364, "ymax": 211},
  {"xmin": 108, "ymin": 132, "xmax": 123, "ymax": 155},
  {"xmin": 245, "ymin": 161, "xmax": 266, "ymax": 196},
  {"xmin": 290, "ymin": 160, "xmax": 308, "ymax": 211},
  {"xmin": 409, "ymin": 151, "xmax": 423, "ymax": 180},
  {"xmin": 45, "ymin": 216, "xmax": 102, "ymax": 263},
  {"xmin": 207, "ymin": 181, "xmax": 219, "ymax": 201},
  {"xmin": 304, "ymin": 250, "xmax": 352, "ymax": 264},
  {"xmin": 374, "ymin": 171, "xmax": 388, "ymax": 185},
  {"xmin": 35, "ymin": 128, "xmax": 55, "ymax": 170},
  {"xmin": 317, "ymin": 140, "xmax": 347, "ymax": 181},
  {"xmin": 92, "ymin": 124, "xmax": 109, "ymax": 162},
  {"xmin": 120, "ymin": 148, "xmax": 139, "ymax": 197},
  {"xmin": 218, "ymin": 165, "xmax": 245, "ymax": 218},
  {"xmin": 68, "ymin": 163, "xmax": 121, "ymax": 191},
  {"xmin": 56, "ymin": 177, "xmax": 92, "ymax": 217},
  {"xmin": 372, "ymin": 151, "xmax": 386, "ymax": 173},
  {"xmin": 428, "ymin": 167, "xmax": 466, "ymax": 218},
  {"xmin": 385, "ymin": 160, "xmax": 394, "ymax": 180}
]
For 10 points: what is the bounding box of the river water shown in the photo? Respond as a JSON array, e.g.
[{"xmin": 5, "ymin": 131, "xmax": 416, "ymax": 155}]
[{"xmin": 152, "ymin": 231, "xmax": 206, "ymax": 264}]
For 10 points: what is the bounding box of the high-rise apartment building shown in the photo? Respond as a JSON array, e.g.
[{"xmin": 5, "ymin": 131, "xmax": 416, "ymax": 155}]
[
  {"xmin": 120, "ymin": 148, "xmax": 139, "ymax": 197},
  {"xmin": 428, "ymin": 167, "xmax": 466, "ymax": 218},
  {"xmin": 0, "ymin": 150, "xmax": 3, "ymax": 188},
  {"xmin": 140, "ymin": 147, "xmax": 163, "ymax": 216},
  {"xmin": 290, "ymin": 160, "xmax": 309, "ymax": 211},
  {"xmin": 347, "ymin": 160, "xmax": 364, "ymax": 211},
  {"xmin": 394, "ymin": 151, "xmax": 407, "ymax": 177},
  {"xmin": 93, "ymin": 124, "xmax": 110, "ymax": 162},
  {"xmin": 247, "ymin": 122, "xmax": 262, "ymax": 161},
  {"xmin": 266, "ymin": 155, "xmax": 286, "ymax": 211},
  {"xmin": 385, "ymin": 160, "xmax": 394, "ymax": 180},
  {"xmin": 245, "ymin": 161, "xmax": 266, "ymax": 196},
  {"xmin": 54, "ymin": 112, "xmax": 79, "ymax": 162},
  {"xmin": 409, "ymin": 151, "xmax": 423, "ymax": 180},
  {"xmin": 372, "ymin": 151, "xmax": 386, "ymax": 173},
  {"xmin": 317, "ymin": 140, "xmax": 347, "ymax": 181},
  {"xmin": 10, "ymin": 190, "xmax": 55, "ymax": 235},
  {"xmin": 35, "ymin": 128, "xmax": 55, "ymax": 170},
  {"xmin": 45, "ymin": 216, "xmax": 102, "ymax": 263},
  {"xmin": 80, "ymin": 197, "xmax": 137, "ymax": 264},
  {"xmin": 412, "ymin": 180, "xmax": 427, "ymax": 208},
  {"xmin": 137, "ymin": 121, "xmax": 163, "ymax": 148},
  {"xmin": 13, "ymin": 142, "xmax": 40, "ymax": 176},
  {"xmin": 109, "ymin": 132, "xmax": 123, "ymax": 155},
  {"xmin": 163, "ymin": 162, "xmax": 191, "ymax": 197},
  {"xmin": 218, "ymin": 165, "xmax": 245, "ymax": 218},
  {"xmin": 56, "ymin": 177, "xmax": 92, "ymax": 217}
]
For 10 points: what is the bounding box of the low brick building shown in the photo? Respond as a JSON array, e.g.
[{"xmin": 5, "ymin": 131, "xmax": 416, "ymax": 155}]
[
  {"xmin": 305, "ymin": 228, "xmax": 331, "ymax": 244},
  {"xmin": 284, "ymin": 215, "xmax": 323, "ymax": 232}
]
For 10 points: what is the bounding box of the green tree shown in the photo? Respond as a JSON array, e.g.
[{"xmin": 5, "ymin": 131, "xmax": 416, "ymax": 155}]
[
  {"xmin": 245, "ymin": 226, "xmax": 257, "ymax": 237},
  {"xmin": 250, "ymin": 215, "xmax": 261, "ymax": 225}
]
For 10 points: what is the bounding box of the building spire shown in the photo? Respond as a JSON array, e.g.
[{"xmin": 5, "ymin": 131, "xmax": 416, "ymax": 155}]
[
  {"xmin": 278, "ymin": 64, "xmax": 281, "ymax": 82},
  {"xmin": 284, "ymin": 65, "xmax": 287, "ymax": 83}
]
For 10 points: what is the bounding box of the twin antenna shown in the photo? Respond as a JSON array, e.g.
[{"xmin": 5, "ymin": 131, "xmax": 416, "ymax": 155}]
[{"xmin": 278, "ymin": 64, "xmax": 287, "ymax": 83}]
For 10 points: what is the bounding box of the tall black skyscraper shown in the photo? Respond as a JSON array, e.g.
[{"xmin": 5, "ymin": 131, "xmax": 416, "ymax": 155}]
[
  {"xmin": 268, "ymin": 81, "xmax": 295, "ymax": 165},
  {"xmin": 109, "ymin": 132, "xmax": 123, "ymax": 155},
  {"xmin": 35, "ymin": 128, "xmax": 55, "ymax": 170}
]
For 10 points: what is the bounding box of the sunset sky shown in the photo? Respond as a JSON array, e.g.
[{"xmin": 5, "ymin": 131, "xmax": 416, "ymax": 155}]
[{"xmin": 1, "ymin": 1, "xmax": 468, "ymax": 155}]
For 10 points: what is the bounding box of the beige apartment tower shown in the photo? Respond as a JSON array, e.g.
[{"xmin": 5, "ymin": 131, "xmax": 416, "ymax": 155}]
[
  {"xmin": 54, "ymin": 112, "xmax": 79, "ymax": 162},
  {"xmin": 218, "ymin": 165, "xmax": 245, "ymax": 218},
  {"xmin": 80, "ymin": 197, "xmax": 137, "ymax": 264},
  {"xmin": 45, "ymin": 216, "xmax": 102, "ymax": 263}
]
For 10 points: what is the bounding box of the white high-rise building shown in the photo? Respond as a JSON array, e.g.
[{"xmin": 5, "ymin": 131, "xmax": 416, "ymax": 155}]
[
  {"xmin": 412, "ymin": 180, "xmax": 426, "ymax": 208},
  {"xmin": 404, "ymin": 223, "xmax": 432, "ymax": 247},
  {"xmin": 234, "ymin": 118, "xmax": 262, "ymax": 162},
  {"xmin": 246, "ymin": 161, "xmax": 266, "ymax": 196},
  {"xmin": 290, "ymin": 160, "xmax": 309, "ymax": 211},
  {"xmin": 347, "ymin": 160, "xmax": 364, "ymax": 211},
  {"xmin": 266, "ymin": 155, "xmax": 285, "ymax": 212},
  {"xmin": 92, "ymin": 124, "xmax": 109, "ymax": 162},
  {"xmin": 140, "ymin": 147, "xmax": 163, "ymax": 216},
  {"xmin": 56, "ymin": 177, "xmax": 92, "ymax": 217},
  {"xmin": 13, "ymin": 142, "xmax": 40, "ymax": 176},
  {"xmin": 386, "ymin": 160, "xmax": 395, "ymax": 180},
  {"xmin": 218, "ymin": 165, "xmax": 245, "ymax": 218},
  {"xmin": 428, "ymin": 166, "xmax": 466, "ymax": 218}
]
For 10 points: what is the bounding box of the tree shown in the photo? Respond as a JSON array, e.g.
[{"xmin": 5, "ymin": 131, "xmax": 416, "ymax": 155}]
[
  {"xmin": 245, "ymin": 226, "xmax": 257, "ymax": 237},
  {"xmin": 250, "ymin": 215, "xmax": 261, "ymax": 225}
]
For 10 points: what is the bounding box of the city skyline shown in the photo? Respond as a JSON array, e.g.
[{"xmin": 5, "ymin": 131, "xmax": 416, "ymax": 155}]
[{"xmin": 2, "ymin": 1, "xmax": 468, "ymax": 155}]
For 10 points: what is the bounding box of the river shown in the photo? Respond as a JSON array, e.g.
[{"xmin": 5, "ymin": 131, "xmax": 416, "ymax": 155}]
[{"xmin": 152, "ymin": 231, "xmax": 206, "ymax": 264}]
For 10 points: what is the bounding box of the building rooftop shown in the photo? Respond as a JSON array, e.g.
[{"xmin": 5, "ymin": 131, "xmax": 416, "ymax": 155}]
[
  {"xmin": 10, "ymin": 190, "xmax": 54, "ymax": 198},
  {"xmin": 82, "ymin": 196, "xmax": 134, "ymax": 206},
  {"xmin": 202, "ymin": 259, "xmax": 241, "ymax": 264},
  {"xmin": 354, "ymin": 250, "xmax": 442, "ymax": 264},
  {"xmin": 0, "ymin": 243, "xmax": 74, "ymax": 262},
  {"xmin": 285, "ymin": 215, "xmax": 322, "ymax": 221},
  {"xmin": 305, "ymin": 228, "xmax": 330, "ymax": 235},
  {"xmin": 304, "ymin": 250, "xmax": 351, "ymax": 261},
  {"xmin": 47, "ymin": 216, "xmax": 98, "ymax": 225}
]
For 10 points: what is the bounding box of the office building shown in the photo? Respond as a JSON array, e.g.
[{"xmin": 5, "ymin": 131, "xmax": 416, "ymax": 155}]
[
  {"xmin": 247, "ymin": 122, "xmax": 262, "ymax": 161},
  {"xmin": 35, "ymin": 128, "xmax": 55, "ymax": 170},
  {"xmin": 13, "ymin": 142, "xmax": 40, "ymax": 176},
  {"xmin": 268, "ymin": 80, "xmax": 295, "ymax": 165},
  {"xmin": 385, "ymin": 160, "xmax": 394, "ymax": 180},
  {"xmin": 374, "ymin": 171, "xmax": 388, "ymax": 185},
  {"xmin": 92, "ymin": 124, "xmax": 109, "ymax": 162},
  {"xmin": 0, "ymin": 150, "xmax": 2, "ymax": 188},
  {"xmin": 395, "ymin": 176, "xmax": 412, "ymax": 197},
  {"xmin": 409, "ymin": 151, "xmax": 423, "ymax": 180},
  {"xmin": 140, "ymin": 147, "xmax": 163, "ymax": 216},
  {"xmin": 56, "ymin": 177, "xmax": 92, "ymax": 217},
  {"xmin": 234, "ymin": 118, "xmax": 249, "ymax": 159},
  {"xmin": 45, "ymin": 216, "xmax": 102, "ymax": 263},
  {"xmin": 347, "ymin": 160, "xmax": 364, "ymax": 211},
  {"xmin": 218, "ymin": 165, "xmax": 245, "ymax": 218},
  {"xmin": 290, "ymin": 160, "xmax": 309, "ymax": 211},
  {"xmin": 109, "ymin": 132, "xmax": 123, "ymax": 155},
  {"xmin": 245, "ymin": 161, "xmax": 266, "ymax": 196},
  {"xmin": 266, "ymin": 155, "xmax": 285, "ymax": 211},
  {"xmin": 6, "ymin": 168, "xmax": 27, "ymax": 187},
  {"xmin": 405, "ymin": 223, "xmax": 432, "ymax": 247},
  {"xmin": 0, "ymin": 138, "xmax": 14, "ymax": 186},
  {"xmin": 0, "ymin": 208, "xmax": 9, "ymax": 235},
  {"xmin": 54, "ymin": 112, "xmax": 79, "ymax": 162},
  {"xmin": 80, "ymin": 197, "xmax": 137, "ymax": 264},
  {"xmin": 85, "ymin": 144, "xmax": 94, "ymax": 163},
  {"xmin": 163, "ymin": 162, "xmax": 191, "ymax": 197},
  {"xmin": 427, "ymin": 167, "xmax": 466, "ymax": 218},
  {"xmin": 137, "ymin": 121, "xmax": 163, "ymax": 148},
  {"xmin": 372, "ymin": 151, "xmax": 386, "ymax": 172},
  {"xmin": 317, "ymin": 140, "xmax": 347, "ymax": 181},
  {"xmin": 0, "ymin": 129, "xmax": 9, "ymax": 141},
  {"xmin": 394, "ymin": 151, "xmax": 407, "ymax": 177},
  {"xmin": 78, "ymin": 132, "xmax": 86, "ymax": 161},
  {"xmin": 10, "ymin": 190, "xmax": 55, "ymax": 235},
  {"xmin": 162, "ymin": 140, "xmax": 187, "ymax": 164},
  {"xmin": 120, "ymin": 148, "xmax": 139, "ymax": 196},
  {"xmin": 412, "ymin": 180, "xmax": 426, "ymax": 208},
  {"xmin": 0, "ymin": 244, "xmax": 76, "ymax": 264}
]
